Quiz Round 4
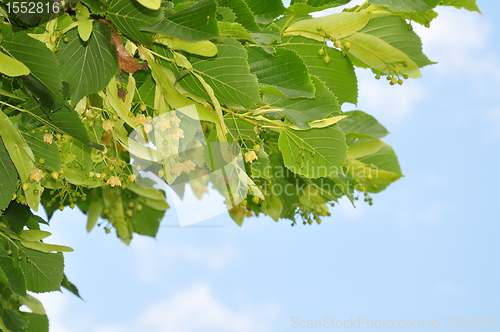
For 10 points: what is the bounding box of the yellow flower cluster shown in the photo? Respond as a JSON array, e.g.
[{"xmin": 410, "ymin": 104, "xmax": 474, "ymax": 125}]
[
  {"xmin": 157, "ymin": 118, "xmax": 171, "ymax": 131},
  {"xmin": 102, "ymin": 120, "xmax": 114, "ymax": 131},
  {"xmin": 191, "ymin": 182, "xmax": 209, "ymax": 194},
  {"xmin": 144, "ymin": 123, "xmax": 153, "ymax": 134},
  {"xmin": 107, "ymin": 176, "xmax": 122, "ymax": 187},
  {"xmin": 172, "ymin": 128, "xmax": 184, "ymax": 140},
  {"xmin": 30, "ymin": 169, "xmax": 44, "ymax": 182},
  {"xmin": 43, "ymin": 133, "xmax": 53, "ymax": 144},
  {"xmin": 135, "ymin": 114, "xmax": 147, "ymax": 126},
  {"xmin": 171, "ymin": 115, "xmax": 181, "ymax": 127},
  {"xmin": 244, "ymin": 151, "xmax": 258, "ymax": 163},
  {"xmin": 171, "ymin": 160, "xmax": 196, "ymax": 176}
]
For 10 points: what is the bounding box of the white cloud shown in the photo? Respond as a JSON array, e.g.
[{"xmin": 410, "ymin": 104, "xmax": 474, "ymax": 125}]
[
  {"xmin": 131, "ymin": 237, "xmax": 241, "ymax": 283},
  {"xmin": 414, "ymin": 7, "xmax": 498, "ymax": 81},
  {"xmin": 136, "ymin": 283, "xmax": 279, "ymax": 332},
  {"xmin": 32, "ymin": 283, "xmax": 280, "ymax": 332}
]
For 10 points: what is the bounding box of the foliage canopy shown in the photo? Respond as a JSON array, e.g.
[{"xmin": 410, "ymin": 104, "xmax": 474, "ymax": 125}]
[{"xmin": 0, "ymin": 0, "xmax": 479, "ymax": 330}]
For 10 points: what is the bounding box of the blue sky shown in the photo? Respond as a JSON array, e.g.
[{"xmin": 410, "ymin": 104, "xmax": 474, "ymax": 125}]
[{"xmin": 32, "ymin": 1, "xmax": 500, "ymax": 331}]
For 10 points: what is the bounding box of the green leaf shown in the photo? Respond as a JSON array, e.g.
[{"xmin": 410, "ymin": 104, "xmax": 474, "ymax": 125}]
[
  {"xmin": 141, "ymin": 52, "xmax": 220, "ymax": 123},
  {"xmin": 18, "ymin": 294, "xmax": 46, "ymax": 315},
  {"xmin": 347, "ymin": 139, "xmax": 385, "ymax": 159},
  {"xmin": 23, "ymin": 97, "xmax": 99, "ymax": 151},
  {"xmin": 19, "ymin": 230, "xmax": 51, "ymax": 242},
  {"xmin": 105, "ymin": 77, "xmax": 137, "ymax": 129},
  {"xmin": 142, "ymin": 0, "xmax": 220, "ymax": 42},
  {"xmin": 264, "ymin": 77, "xmax": 340, "ymax": 129},
  {"xmin": 266, "ymin": 153, "xmax": 302, "ymax": 219},
  {"xmin": 219, "ymin": 0, "xmax": 260, "ymax": 32},
  {"xmin": 20, "ymin": 241, "xmax": 73, "ymax": 253},
  {"xmin": 133, "ymin": 70, "xmax": 156, "ymax": 107},
  {"xmin": 18, "ymin": 248, "xmax": 64, "ymax": 293},
  {"xmin": 61, "ymin": 274, "xmax": 82, "ymax": 299},
  {"xmin": 0, "ymin": 110, "xmax": 40, "ymax": 211},
  {"xmin": 2, "ymin": 202, "xmax": 31, "ymax": 234},
  {"xmin": 278, "ymin": 124, "xmax": 347, "ymax": 178},
  {"xmin": 136, "ymin": 0, "xmax": 161, "ymax": 10},
  {"xmin": 83, "ymin": 0, "xmax": 108, "ymax": 13},
  {"xmin": 251, "ymin": 147, "xmax": 271, "ymax": 180},
  {"xmin": 277, "ymin": 36, "xmax": 358, "ymax": 105},
  {"xmin": 0, "ymin": 137, "xmax": 17, "ymax": 214},
  {"xmin": 76, "ymin": 2, "xmax": 93, "ymax": 42},
  {"xmin": 368, "ymin": 0, "xmax": 441, "ymax": 12},
  {"xmin": 285, "ymin": 12, "xmax": 371, "ymax": 42},
  {"xmin": 155, "ymin": 38, "xmax": 262, "ymax": 109},
  {"xmin": 339, "ymin": 110, "xmax": 388, "ymax": 145},
  {"xmin": 86, "ymin": 190, "xmax": 102, "ymax": 233},
  {"xmin": 260, "ymin": 194, "xmax": 283, "ymax": 221},
  {"xmin": 357, "ymin": 143, "xmax": 402, "ymax": 175},
  {"xmin": 224, "ymin": 115, "xmax": 255, "ymax": 142},
  {"xmin": 290, "ymin": 0, "xmax": 350, "ymax": 6},
  {"xmin": 286, "ymin": 0, "xmax": 351, "ymax": 16},
  {"xmin": 2, "ymin": 31, "xmax": 63, "ymax": 110},
  {"xmin": 440, "ymin": 0, "xmax": 480, "ymax": 12},
  {"xmin": 346, "ymin": 143, "xmax": 402, "ymax": 193},
  {"xmin": 61, "ymin": 166, "xmax": 104, "ymax": 188},
  {"xmin": 398, "ymin": 9, "xmax": 438, "ymax": 26},
  {"xmin": 102, "ymin": 187, "xmax": 131, "ymax": 244},
  {"xmin": 57, "ymin": 22, "xmax": 119, "ymax": 107},
  {"xmin": 0, "ymin": 257, "xmax": 26, "ymax": 296},
  {"xmin": 23, "ymin": 312, "xmax": 49, "ymax": 332},
  {"xmin": 343, "ymin": 32, "xmax": 421, "ymax": 78},
  {"xmin": 243, "ymin": 0, "xmax": 285, "ymax": 23},
  {"xmin": 137, "ymin": 195, "xmax": 169, "ymax": 211},
  {"xmin": 0, "ymin": 51, "xmax": 30, "ymax": 77},
  {"xmin": 58, "ymin": 136, "xmax": 95, "ymax": 169},
  {"xmin": 132, "ymin": 202, "xmax": 164, "ymax": 237},
  {"xmin": 21, "ymin": 131, "xmax": 60, "ymax": 172},
  {"xmin": 0, "ymin": 87, "xmax": 26, "ymax": 100},
  {"xmin": 218, "ymin": 22, "xmax": 255, "ymax": 43},
  {"xmin": 356, "ymin": 16, "xmax": 435, "ymax": 68},
  {"xmin": 247, "ymin": 47, "xmax": 315, "ymax": 98},
  {"xmin": 2, "ymin": 308, "xmax": 28, "ymax": 331},
  {"xmin": 217, "ymin": 6, "xmax": 237, "ymax": 22},
  {"xmin": 107, "ymin": 0, "xmax": 164, "ymax": 46},
  {"xmin": 126, "ymin": 183, "xmax": 164, "ymax": 201},
  {"xmin": 153, "ymin": 36, "xmax": 218, "ymax": 57}
]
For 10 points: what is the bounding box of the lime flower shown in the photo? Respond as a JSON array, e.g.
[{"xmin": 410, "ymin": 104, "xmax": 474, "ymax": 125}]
[
  {"xmin": 128, "ymin": 174, "xmax": 136, "ymax": 182},
  {"xmin": 172, "ymin": 128, "xmax": 184, "ymax": 140},
  {"xmin": 183, "ymin": 160, "xmax": 196, "ymax": 173},
  {"xmin": 43, "ymin": 133, "xmax": 53, "ymax": 144},
  {"xmin": 244, "ymin": 151, "xmax": 258, "ymax": 163},
  {"xmin": 30, "ymin": 169, "xmax": 44, "ymax": 182},
  {"xmin": 171, "ymin": 160, "xmax": 196, "ymax": 176},
  {"xmin": 135, "ymin": 114, "xmax": 147, "ymax": 126},
  {"xmin": 102, "ymin": 120, "xmax": 114, "ymax": 131},
  {"xmin": 171, "ymin": 162, "xmax": 185, "ymax": 176},
  {"xmin": 191, "ymin": 182, "xmax": 209, "ymax": 194},
  {"xmin": 171, "ymin": 115, "xmax": 181, "ymax": 127},
  {"xmin": 107, "ymin": 176, "xmax": 121, "ymax": 187},
  {"xmin": 143, "ymin": 123, "xmax": 153, "ymax": 134},
  {"xmin": 157, "ymin": 118, "xmax": 170, "ymax": 132}
]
